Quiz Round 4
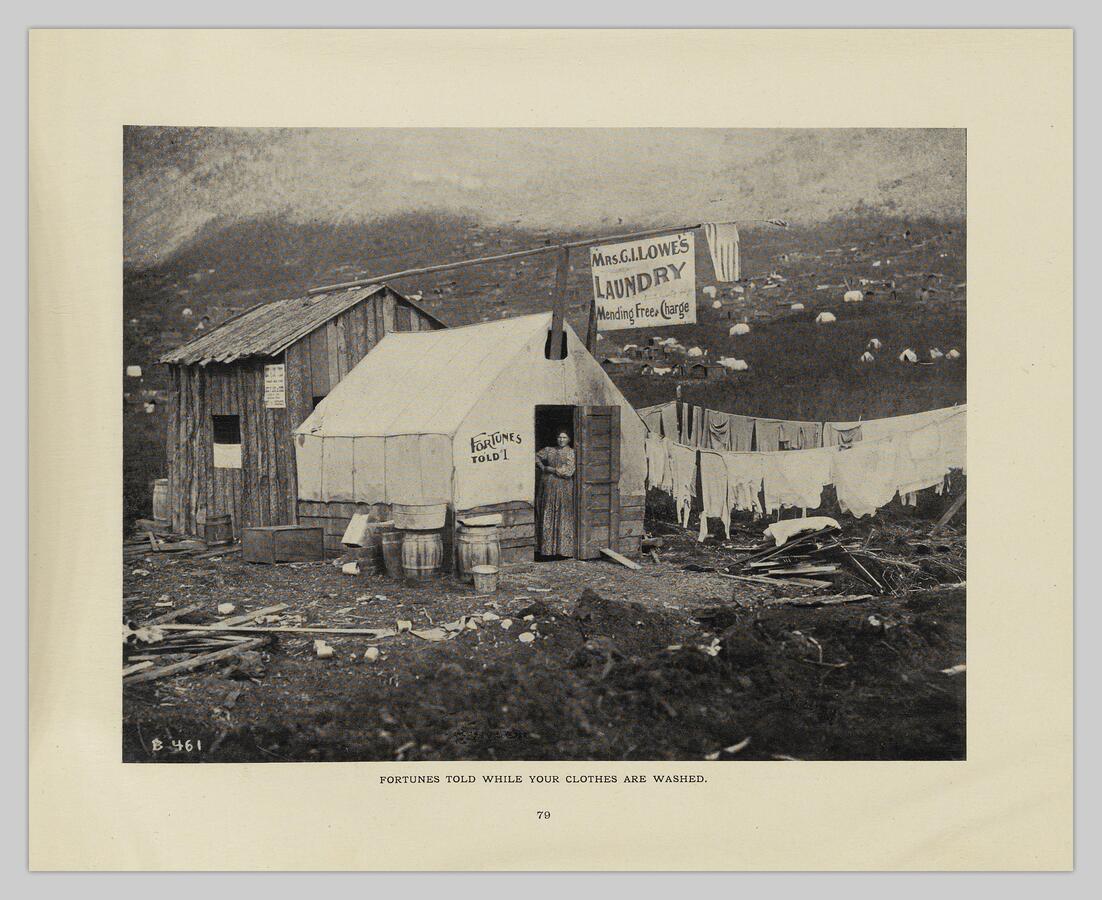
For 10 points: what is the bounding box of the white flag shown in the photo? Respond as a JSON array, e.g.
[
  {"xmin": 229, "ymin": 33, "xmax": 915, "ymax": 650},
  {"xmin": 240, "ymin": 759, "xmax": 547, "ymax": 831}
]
[{"xmin": 704, "ymin": 222, "xmax": 740, "ymax": 282}]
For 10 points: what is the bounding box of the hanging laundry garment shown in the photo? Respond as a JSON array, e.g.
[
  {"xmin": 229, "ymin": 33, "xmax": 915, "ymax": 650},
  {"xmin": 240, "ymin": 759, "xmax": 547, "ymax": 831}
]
[
  {"xmin": 761, "ymin": 447, "xmax": 834, "ymax": 513},
  {"xmin": 679, "ymin": 402, "xmax": 694, "ymax": 445},
  {"xmin": 645, "ymin": 434, "xmax": 673, "ymax": 493},
  {"xmin": 722, "ymin": 451, "xmax": 764, "ymax": 518},
  {"xmin": 832, "ymin": 439, "xmax": 901, "ymax": 518},
  {"xmin": 703, "ymin": 408, "xmax": 733, "ymax": 450},
  {"xmin": 704, "ymin": 222, "xmax": 741, "ymax": 281},
  {"xmin": 755, "ymin": 418, "xmax": 824, "ymax": 451},
  {"xmin": 729, "ymin": 414, "xmax": 756, "ymax": 451},
  {"xmin": 659, "ymin": 403, "xmax": 679, "ymax": 441},
  {"xmin": 938, "ymin": 409, "xmax": 967, "ymax": 472},
  {"xmin": 698, "ymin": 450, "xmax": 731, "ymax": 541},
  {"xmin": 823, "ymin": 421, "xmax": 864, "ymax": 449},
  {"xmin": 893, "ymin": 419, "xmax": 949, "ymax": 496},
  {"xmin": 669, "ymin": 443, "xmax": 698, "ymax": 527},
  {"xmin": 690, "ymin": 405, "xmax": 706, "ymax": 448},
  {"xmin": 638, "ymin": 403, "xmax": 667, "ymax": 435},
  {"xmin": 858, "ymin": 405, "xmax": 964, "ymax": 443}
]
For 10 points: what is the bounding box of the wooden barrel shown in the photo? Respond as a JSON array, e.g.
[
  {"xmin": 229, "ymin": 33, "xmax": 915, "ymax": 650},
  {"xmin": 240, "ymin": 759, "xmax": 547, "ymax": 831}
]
[
  {"xmin": 204, "ymin": 514, "xmax": 233, "ymax": 546},
  {"xmin": 380, "ymin": 528, "xmax": 405, "ymax": 579},
  {"xmin": 455, "ymin": 524, "xmax": 501, "ymax": 583},
  {"xmin": 401, "ymin": 530, "xmax": 444, "ymax": 581},
  {"xmin": 151, "ymin": 478, "xmax": 169, "ymax": 523}
]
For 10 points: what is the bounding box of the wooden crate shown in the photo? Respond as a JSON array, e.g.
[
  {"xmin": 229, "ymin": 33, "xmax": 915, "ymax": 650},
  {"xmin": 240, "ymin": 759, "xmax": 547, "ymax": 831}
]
[{"xmin": 242, "ymin": 525, "xmax": 325, "ymax": 564}]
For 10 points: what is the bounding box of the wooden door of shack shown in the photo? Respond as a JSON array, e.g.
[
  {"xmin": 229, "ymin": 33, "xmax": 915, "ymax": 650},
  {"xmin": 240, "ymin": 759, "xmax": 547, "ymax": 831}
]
[{"xmin": 573, "ymin": 405, "xmax": 621, "ymax": 559}]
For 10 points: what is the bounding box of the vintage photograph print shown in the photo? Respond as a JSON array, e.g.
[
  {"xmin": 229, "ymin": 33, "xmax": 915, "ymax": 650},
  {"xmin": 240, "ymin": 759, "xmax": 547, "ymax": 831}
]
[{"xmin": 122, "ymin": 128, "xmax": 966, "ymax": 763}]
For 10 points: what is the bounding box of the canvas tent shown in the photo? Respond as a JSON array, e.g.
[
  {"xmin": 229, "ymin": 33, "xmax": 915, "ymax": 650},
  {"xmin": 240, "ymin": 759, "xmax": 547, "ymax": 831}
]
[{"xmin": 294, "ymin": 313, "xmax": 648, "ymax": 560}]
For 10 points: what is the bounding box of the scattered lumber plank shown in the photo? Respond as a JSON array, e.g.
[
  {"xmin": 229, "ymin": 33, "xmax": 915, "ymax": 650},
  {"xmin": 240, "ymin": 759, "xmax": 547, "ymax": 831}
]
[
  {"xmin": 600, "ymin": 548, "xmax": 642, "ymax": 570},
  {"xmin": 931, "ymin": 491, "xmax": 967, "ymax": 533},
  {"xmin": 122, "ymin": 661, "xmax": 154, "ymax": 677},
  {"xmin": 764, "ymin": 593, "xmax": 873, "ymax": 608},
  {"xmin": 158, "ymin": 623, "xmax": 398, "ymax": 637},
  {"xmin": 124, "ymin": 637, "xmax": 268, "ymax": 686},
  {"xmin": 718, "ymin": 573, "xmax": 801, "ymax": 587},
  {"xmin": 144, "ymin": 602, "xmax": 204, "ymax": 626}
]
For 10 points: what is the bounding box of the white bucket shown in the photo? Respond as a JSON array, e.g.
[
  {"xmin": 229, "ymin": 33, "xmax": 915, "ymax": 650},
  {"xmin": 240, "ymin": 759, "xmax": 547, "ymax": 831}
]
[{"xmin": 471, "ymin": 564, "xmax": 499, "ymax": 594}]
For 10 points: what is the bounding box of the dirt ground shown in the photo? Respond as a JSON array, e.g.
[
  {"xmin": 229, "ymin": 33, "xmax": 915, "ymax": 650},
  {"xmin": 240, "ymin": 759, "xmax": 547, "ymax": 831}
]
[{"xmin": 123, "ymin": 512, "xmax": 966, "ymax": 763}]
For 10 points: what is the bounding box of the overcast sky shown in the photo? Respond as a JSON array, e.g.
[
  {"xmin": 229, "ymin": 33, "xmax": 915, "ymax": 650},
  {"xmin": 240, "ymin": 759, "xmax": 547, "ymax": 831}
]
[{"xmin": 124, "ymin": 128, "xmax": 965, "ymax": 266}]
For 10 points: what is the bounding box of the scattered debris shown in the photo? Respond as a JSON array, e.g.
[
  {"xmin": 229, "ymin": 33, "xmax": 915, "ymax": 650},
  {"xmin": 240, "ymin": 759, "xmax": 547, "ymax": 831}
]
[
  {"xmin": 365, "ymin": 647, "xmax": 381, "ymax": 662},
  {"xmin": 941, "ymin": 663, "xmax": 966, "ymax": 676},
  {"xmin": 518, "ymin": 632, "xmax": 536, "ymax": 644},
  {"xmin": 600, "ymin": 548, "xmax": 642, "ymax": 570},
  {"xmin": 217, "ymin": 603, "xmax": 236, "ymax": 616}
]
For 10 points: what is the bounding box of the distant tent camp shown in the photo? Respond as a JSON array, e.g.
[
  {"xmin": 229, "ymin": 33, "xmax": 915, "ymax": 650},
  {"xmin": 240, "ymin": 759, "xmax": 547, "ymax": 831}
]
[
  {"xmin": 816, "ymin": 311, "xmax": 837, "ymax": 324},
  {"xmin": 899, "ymin": 348, "xmax": 918, "ymax": 363},
  {"xmin": 729, "ymin": 323, "xmax": 750, "ymax": 336},
  {"xmin": 294, "ymin": 313, "xmax": 647, "ymax": 561}
]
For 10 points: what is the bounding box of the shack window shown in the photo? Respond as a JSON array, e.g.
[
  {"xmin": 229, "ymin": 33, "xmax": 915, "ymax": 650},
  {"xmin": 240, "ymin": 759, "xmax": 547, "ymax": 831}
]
[{"xmin": 212, "ymin": 414, "xmax": 242, "ymax": 469}]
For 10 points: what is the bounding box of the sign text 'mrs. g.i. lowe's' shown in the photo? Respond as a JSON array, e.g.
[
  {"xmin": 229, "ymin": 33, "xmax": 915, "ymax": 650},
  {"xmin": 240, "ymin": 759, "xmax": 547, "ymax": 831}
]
[{"xmin": 590, "ymin": 231, "xmax": 696, "ymax": 331}]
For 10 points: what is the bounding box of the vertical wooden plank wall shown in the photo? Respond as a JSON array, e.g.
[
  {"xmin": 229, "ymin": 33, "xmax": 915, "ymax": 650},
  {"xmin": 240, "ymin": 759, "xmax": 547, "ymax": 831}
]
[{"xmin": 167, "ymin": 291, "xmax": 445, "ymax": 537}]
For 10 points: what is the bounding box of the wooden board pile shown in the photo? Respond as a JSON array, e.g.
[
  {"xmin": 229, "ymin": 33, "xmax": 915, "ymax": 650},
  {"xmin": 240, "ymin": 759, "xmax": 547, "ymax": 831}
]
[
  {"xmin": 122, "ymin": 602, "xmax": 286, "ymax": 685},
  {"xmin": 124, "ymin": 531, "xmax": 240, "ymax": 564},
  {"xmin": 729, "ymin": 523, "xmax": 887, "ymax": 592}
]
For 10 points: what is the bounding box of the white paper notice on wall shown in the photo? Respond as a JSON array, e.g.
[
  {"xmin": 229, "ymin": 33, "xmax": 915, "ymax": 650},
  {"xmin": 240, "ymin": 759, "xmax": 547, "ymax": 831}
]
[
  {"xmin": 590, "ymin": 231, "xmax": 697, "ymax": 331},
  {"xmin": 264, "ymin": 364, "xmax": 286, "ymax": 408}
]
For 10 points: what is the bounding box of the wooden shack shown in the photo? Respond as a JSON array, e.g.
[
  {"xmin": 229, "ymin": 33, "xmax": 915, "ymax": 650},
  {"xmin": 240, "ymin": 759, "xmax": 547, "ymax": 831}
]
[{"xmin": 158, "ymin": 284, "xmax": 446, "ymax": 537}]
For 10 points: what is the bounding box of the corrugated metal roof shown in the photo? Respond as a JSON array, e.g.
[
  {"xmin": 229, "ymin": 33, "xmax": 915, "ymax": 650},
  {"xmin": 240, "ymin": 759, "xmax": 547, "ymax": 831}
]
[
  {"xmin": 159, "ymin": 284, "xmax": 447, "ymax": 366},
  {"xmin": 296, "ymin": 313, "xmax": 556, "ymax": 438}
]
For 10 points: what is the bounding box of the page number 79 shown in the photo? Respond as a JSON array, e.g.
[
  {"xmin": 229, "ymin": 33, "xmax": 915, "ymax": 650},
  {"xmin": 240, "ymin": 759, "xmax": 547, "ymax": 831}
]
[{"xmin": 537, "ymin": 810, "xmax": 551, "ymax": 820}]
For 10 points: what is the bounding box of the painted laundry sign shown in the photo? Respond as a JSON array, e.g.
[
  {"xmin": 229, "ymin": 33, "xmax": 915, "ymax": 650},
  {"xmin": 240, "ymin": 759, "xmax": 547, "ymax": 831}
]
[{"xmin": 590, "ymin": 231, "xmax": 697, "ymax": 330}]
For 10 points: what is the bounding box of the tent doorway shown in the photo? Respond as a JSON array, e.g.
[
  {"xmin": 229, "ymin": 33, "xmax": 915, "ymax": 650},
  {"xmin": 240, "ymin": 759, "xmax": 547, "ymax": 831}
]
[
  {"xmin": 534, "ymin": 404, "xmax": 622, "ymax": 560},
  {"xmin": 534, "ymin": 405, "xmax": 576, "ymax": 560}
]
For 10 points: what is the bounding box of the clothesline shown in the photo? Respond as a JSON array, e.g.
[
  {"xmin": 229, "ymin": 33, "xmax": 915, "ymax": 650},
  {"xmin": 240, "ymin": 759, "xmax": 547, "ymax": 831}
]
[
  {"xmin": 637, "ymin": 399, "xmax": 965, "ymax": 453},
  {"xmin": 643, "ymin": 406, "xmax": 966, "ymax": 540}
]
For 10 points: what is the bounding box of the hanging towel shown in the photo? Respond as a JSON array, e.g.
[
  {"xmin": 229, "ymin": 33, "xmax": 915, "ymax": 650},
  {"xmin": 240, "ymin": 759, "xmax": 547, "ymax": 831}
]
[
  {"xmin": 659, "ymin": 403, "xmax": 679, "ymax": 441},
  {"xmin": 722, "ymin": 451, "xmax": 764, "ymax": 517},
  {"xmin": 832, "ymin": 439, "xmax": 901, "ymax": 518},
  {"xmin": 761, "ymin": 447, "xmax": 834, "ymax": 513},
  {"xmin": 823, "ymin": 421, "xmax": 864, "ymax": 448},
  {"xmin": 645, "ymin": 434, "xmax": 673, "ymax": 493},
  {"xmin": 755, "ymin": 418, "xmax": 823, "ymax": 451},
  {"xmin": 703, "ymin": 408, "xmax": 734, "ymax": 450},
  {"xmin": 729, "ymin": 414, "xmax": 756, "ymax": 451},
  {"xmin": 698, "ymin": 450, "xmax": 730, "ymax": 540},
  {"xmin": 669, "ymin": 443, "xmax": 698, "ymax": 527}
]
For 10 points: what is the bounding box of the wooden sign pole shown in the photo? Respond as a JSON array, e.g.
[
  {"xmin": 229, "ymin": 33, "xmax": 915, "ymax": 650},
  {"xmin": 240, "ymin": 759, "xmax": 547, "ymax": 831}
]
[
  {"xmin": 550, "ymin": 246, "xmax": 570, "ymax": 360},
  {"xmin": 585, "ymin": 293, "xmax": 599, "ymax": 355}
]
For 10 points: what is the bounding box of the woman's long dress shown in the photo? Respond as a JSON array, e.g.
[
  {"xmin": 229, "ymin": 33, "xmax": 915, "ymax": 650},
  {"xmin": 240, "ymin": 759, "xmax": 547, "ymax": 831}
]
[{"xmin": 536, "ymin": 446, "xmax": 576, "ymax": 557}]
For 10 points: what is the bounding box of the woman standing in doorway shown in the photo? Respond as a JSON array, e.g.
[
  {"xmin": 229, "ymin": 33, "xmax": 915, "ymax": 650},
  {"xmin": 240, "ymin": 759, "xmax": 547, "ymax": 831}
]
[{"xmin": 535, "ymin": 431, "xmax": 576, "ymax": 557}]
